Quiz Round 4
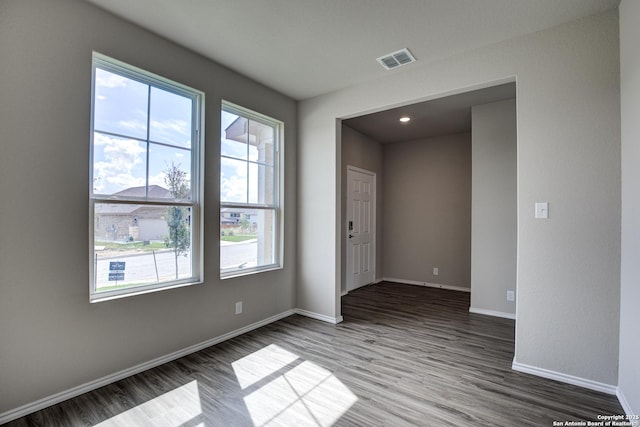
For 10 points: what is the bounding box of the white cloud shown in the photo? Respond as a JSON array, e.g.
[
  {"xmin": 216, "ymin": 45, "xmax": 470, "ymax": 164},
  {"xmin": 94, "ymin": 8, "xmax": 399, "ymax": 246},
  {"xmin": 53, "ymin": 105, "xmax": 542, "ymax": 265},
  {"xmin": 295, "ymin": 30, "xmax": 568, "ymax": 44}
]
[
  {"xmin": 151, "ymin": 119, "xmax": 189, "ymax": 136},
  {"xmin": 221, "ymin": 174, "xmax": 247, "ymax": 203},
  {"xmin": 150, "ymin": 119, "xmax": 191, "ymax": 147},
  {"xmin": 95, "ymin": 70, "xmax": 129, "ymax": 89},
  {"xmin": 221, "ymin": 158, "xmax": 248, "ymax": 202},
  {"xmin": 148, "ymin": 171, "xmax": 166, "ymax": 188},
  {"xmin": 118, "ymin": 118, "xmax": 147, "ymax": 134},
  {"xmin": 93, "ymin": 133, "xmax": 146, "ymax": 194}
]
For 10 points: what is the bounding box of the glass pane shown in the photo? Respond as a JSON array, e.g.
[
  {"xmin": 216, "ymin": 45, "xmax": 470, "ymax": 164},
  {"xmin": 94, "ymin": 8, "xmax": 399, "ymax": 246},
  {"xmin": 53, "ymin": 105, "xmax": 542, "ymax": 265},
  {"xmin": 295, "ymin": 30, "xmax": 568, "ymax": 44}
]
[
  {"xmin": 148, "ymin": 143, "xmax": 191, "ymax": 200},
  {"xmin": 94, "ymin": 68, "xmax": 148, "ymax": 139},
  {"xmin": 92, "ymin": 132, "xmax": 147, "ymax": 196},
  {"xmin": 248, "ymin": 120, "xmax": 275, "ymax": 165},
  {"xmin": 94, "ymin": 203, "xmax": 193, "ymax": 291},
  {"xmin": 221, "ymin": 110, "xmax": 247, "ymax": 160},
  {"xmin": 220, "ymin": 208, "xmax": 275, "ymax": 272},
  {"xmin": 221, "ymin": 157, "xmax": 248, "ymax": 203},
  {"xmin": 149, "ymin": 87, "xmax": 192, "ymax": 148},
  {"xmin": 248, "ymin": 164, "xmax": 275, "ymax": 205}
]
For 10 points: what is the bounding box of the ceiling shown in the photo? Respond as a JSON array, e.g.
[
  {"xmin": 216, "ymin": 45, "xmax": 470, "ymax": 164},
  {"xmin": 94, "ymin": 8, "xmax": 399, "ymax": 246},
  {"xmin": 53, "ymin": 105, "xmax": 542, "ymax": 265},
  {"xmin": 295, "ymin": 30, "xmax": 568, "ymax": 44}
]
[
  {"xmin": 343, "ymin": 82, "xmax": 515, "ymax": 144},
  {"xmin": 84, "ymin": 0, "xmax": 619, "ymax": 101}
]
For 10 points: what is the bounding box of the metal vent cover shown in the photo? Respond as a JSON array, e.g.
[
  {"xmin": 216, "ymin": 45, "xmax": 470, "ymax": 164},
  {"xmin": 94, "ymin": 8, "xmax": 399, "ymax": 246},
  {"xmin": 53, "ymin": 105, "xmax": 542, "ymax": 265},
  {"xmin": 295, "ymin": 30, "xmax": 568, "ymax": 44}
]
[{"xmin": 376, "ymin": 48, "xmax": 416, "ymax": 70}]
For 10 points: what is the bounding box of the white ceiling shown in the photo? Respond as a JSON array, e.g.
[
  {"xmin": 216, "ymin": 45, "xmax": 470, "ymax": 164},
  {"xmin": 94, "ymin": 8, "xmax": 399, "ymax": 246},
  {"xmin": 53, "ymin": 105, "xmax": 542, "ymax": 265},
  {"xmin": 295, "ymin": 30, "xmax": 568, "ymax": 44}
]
[
  {"xmin": 85, "ymin": 0, "xmax": 619, "ymax": 101},
  {"xmin": 343, "ymin": 82, "xmax": 515, "ymax": 143}
]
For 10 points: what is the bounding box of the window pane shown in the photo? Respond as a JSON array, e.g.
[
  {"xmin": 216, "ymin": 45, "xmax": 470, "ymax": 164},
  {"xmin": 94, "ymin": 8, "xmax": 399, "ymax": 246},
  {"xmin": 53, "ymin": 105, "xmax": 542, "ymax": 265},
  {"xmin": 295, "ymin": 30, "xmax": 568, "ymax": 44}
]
[
  {"xmin": 94, "ymin": 203, "xmax": 192, "ymax": 291},
  {"xmin": 149, "ymin": 87, "xmax": 192, "ymax": 148},
  {"xmin": 148, "ymin": 143, "xmax": 192, "ymax": 200},
  {"xmin": 221, "ymin": 157, "xmax": 248, "ymax": 203},
  {"xmin": 220, "ymin": 208, "xmax": 275, "ymax": 272},
  {"xmin": 94, "ymin": 68, "xmax": 148, "ymax": 139},
  {"xmin": 93, "ymin": 132, "xmax": 147, "ymax": 196},
  {"xmin": 248, "ymin": 120, "xmax": 275, "ymax": 165},
  {"xmin": 221, "ymin": 110, "xmax": 248, "ymax": 160},
  {"xmin": 248, "ymin": 163, "xmax": 275, "ymax": 205}
]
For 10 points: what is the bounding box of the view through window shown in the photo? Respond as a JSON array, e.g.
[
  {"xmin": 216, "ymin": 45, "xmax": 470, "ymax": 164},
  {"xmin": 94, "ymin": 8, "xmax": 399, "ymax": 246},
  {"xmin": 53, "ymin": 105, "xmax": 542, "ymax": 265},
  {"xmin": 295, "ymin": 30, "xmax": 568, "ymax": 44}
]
[
  {"xmin": 220, "ymin": 102, "xmax": 282, "ymax": 277},
  {"xmin": 90, "ymin": 53, "xmax": 203, "ymax": 301}
]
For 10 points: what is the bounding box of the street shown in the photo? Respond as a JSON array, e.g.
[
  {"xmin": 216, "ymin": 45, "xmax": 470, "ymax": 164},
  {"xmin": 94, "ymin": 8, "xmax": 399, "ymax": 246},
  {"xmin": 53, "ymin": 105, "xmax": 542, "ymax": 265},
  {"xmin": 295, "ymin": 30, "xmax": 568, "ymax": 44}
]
[{"xmin": 95, "ymin": 241, "xmax": 257, "ymax": 290}]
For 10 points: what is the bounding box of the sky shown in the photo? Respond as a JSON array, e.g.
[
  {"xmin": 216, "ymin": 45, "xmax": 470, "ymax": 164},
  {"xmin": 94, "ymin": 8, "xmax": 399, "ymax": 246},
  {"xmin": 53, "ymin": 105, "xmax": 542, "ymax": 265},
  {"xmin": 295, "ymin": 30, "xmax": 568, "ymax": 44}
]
[
  {"xmin": 93, "ymin": 68, "xmax": 192, "ymax": 197},
  {"xmin": 220, "ymin": 111, "xmax": 275, "ymax": 205},
  {"xmin": 93, "ymin": 67, "xmax": 274, "ymax": 204}
]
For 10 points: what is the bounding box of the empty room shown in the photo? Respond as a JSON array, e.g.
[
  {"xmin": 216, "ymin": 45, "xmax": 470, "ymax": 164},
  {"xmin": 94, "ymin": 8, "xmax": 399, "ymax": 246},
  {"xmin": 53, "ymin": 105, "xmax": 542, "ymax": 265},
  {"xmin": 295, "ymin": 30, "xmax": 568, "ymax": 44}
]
[{"xmin": 1, "ymin": 0, "xmax": 639, "ymax": 426}]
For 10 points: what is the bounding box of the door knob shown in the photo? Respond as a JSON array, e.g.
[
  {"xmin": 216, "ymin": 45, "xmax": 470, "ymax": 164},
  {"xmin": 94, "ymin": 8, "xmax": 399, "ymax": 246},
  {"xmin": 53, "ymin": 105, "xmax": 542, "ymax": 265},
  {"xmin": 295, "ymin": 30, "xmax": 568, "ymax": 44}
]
[{"xmin": 348, "ymin": 234, "xmax": 354, "ymax": 238}]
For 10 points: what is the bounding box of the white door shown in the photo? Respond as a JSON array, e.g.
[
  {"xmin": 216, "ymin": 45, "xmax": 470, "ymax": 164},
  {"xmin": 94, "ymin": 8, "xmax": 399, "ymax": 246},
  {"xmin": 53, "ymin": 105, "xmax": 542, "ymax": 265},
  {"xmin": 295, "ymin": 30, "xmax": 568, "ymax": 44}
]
[{"xmin": 346, "ymin": 166, "xmax": 375, "ymax": 291}]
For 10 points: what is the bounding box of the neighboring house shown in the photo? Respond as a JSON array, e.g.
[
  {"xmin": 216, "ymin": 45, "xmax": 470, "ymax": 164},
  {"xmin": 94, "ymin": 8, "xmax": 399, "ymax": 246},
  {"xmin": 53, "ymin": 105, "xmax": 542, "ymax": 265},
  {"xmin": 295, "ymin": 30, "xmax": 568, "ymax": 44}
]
[
  {"xmin": 220, "ymin": 208, "xmax": 259, "ymax": 230},
  {"xmin": 95, "ymin": 185, "xmax": 172, "ymax": 241}
]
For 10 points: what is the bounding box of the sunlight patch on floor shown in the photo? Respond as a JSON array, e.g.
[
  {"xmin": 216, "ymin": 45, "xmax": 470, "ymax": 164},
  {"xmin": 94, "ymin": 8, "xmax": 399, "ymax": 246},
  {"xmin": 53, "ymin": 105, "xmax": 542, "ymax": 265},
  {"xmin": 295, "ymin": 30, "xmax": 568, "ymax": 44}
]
[
  {"xmin": 233, "ymin": 344, "xmax": 358, "ymax": 426},
  {"xmin": 232, "ymin": 343, "xmax": 299, "ymax": 389},
  {"xmin": 95, "ymin": 380, "xmax": 203, "ymax": 427}
]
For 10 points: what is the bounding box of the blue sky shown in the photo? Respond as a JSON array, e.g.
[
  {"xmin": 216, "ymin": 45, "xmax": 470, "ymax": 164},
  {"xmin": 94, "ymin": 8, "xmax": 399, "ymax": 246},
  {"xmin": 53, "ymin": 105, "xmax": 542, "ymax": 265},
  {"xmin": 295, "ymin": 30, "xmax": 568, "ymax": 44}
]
[
  {"xmin": 92, "ymin": 68, "xmax": 274, "ymax": 204},
  {"xmin": 93, "ymin": 68, "xmax": 192, "ymax": 197},
  {"xmin": 220, "ymin": 110, "xmax": 275, "ymax": 204}
]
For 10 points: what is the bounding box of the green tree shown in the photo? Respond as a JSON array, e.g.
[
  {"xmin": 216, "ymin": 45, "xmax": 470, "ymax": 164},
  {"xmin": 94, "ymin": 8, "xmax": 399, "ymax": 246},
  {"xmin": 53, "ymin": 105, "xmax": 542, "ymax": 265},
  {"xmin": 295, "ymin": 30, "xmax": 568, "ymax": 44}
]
[
  {"xmin": 240, "ymin": 215, "xmax": 250, "ymax": 232},
  {"xmin": 163, "ymin": 162, "xmax": 190, "ymax": 279}
]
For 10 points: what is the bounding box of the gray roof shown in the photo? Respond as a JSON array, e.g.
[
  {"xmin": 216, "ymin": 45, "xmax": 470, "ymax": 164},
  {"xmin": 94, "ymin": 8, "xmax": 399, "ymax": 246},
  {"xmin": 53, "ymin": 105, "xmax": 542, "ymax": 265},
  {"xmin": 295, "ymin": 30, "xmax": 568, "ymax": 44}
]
[{"xmin": 113, "ymin": 185, "xmax": 172, "ymax": 199}]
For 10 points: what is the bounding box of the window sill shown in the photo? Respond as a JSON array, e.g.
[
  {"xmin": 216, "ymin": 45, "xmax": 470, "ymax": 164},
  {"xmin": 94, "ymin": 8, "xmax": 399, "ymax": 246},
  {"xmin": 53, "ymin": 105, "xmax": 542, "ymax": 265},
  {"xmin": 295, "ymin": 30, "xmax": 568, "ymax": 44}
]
[
  {"xmin": 90, "ymin": 279, "xmax": 203, "ymax": 303},
  {"xmin": 220, "ymin": 264, "xmax": 283, "ymax": 280}
]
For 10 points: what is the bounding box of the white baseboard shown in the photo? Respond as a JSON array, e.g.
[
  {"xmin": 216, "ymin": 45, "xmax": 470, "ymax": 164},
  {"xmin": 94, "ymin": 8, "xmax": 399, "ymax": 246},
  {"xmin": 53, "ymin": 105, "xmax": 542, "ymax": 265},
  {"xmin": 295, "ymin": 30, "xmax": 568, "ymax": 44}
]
[
  {"xmin": 512, "ymin": 361, "xmax": 617, "ymax": 395},
  {"xmin": 0, "ymin": 309, "xmax": 296, "ymax": 425},
  {"xmin": 383, "ymin": 277, "xmax": 471, "ymax": 293},
  {"xmin": 294, "ymin": 308, "xmax": 343, "ymax": 324},
  {"xmin": 617, "ymin": 387, "xmax": 636, "ymax": 417},
  {"xmin": 341, "ymin": 278, "xmax": 383, "ymax": 296},
  {"xmin": 469, "ymin": 307, "xmax": 516, "ymax": 320}
]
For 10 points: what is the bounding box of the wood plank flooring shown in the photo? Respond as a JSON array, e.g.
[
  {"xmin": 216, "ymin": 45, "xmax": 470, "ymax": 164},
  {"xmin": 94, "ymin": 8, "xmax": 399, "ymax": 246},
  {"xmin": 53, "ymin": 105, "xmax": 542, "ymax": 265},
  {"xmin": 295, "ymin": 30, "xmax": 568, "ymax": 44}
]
[{"xmin": 5, "ymin": 281, "xmax": 624, "ymax": 426}]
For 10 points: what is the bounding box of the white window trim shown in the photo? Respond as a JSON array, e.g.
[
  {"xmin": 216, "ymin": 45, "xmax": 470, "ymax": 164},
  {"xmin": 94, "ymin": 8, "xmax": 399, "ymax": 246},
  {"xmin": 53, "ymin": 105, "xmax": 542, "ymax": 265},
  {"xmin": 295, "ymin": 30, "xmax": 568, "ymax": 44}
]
[
  {"xmin": 220, "ymin": 100, "xmax": 284, "ymax": 279},
  {"xmin": 89, "ymin": 52, "xmax": 205, "ymax": 302}
]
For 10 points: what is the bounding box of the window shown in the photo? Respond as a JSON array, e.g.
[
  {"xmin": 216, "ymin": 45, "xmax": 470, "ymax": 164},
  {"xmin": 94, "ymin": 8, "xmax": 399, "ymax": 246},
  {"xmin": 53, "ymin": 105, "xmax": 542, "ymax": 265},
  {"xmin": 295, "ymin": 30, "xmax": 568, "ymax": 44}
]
[
  {"xmin": 90, "ymin": 53, "xmax": 203, "ymax": 301},
  {"xmin": 220, "ymin": 102, "xmax": 283, "ymax": 277}
]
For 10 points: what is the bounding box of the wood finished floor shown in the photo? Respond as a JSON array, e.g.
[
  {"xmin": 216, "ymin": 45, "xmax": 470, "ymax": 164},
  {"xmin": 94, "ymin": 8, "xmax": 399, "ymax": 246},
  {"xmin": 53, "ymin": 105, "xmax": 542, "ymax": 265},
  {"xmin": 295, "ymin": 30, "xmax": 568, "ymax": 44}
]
[{"xmin": 5, "ymin": 281, "xmax": 623, "ymax": 426}]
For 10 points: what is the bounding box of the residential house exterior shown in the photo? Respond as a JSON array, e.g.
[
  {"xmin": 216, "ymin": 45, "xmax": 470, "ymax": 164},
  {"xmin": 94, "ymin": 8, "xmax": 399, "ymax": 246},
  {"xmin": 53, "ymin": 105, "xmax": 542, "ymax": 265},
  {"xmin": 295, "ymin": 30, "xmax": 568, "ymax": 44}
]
[{"xmin": 94, "ymin": 185, "xmax": 172, "ymax": 241}]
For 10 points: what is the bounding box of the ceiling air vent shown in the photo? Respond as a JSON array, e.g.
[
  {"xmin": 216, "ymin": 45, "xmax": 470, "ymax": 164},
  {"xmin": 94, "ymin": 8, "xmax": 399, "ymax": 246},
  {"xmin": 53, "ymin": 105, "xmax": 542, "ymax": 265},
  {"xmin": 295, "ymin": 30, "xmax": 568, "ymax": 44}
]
[{"xmin": 377, "ymin": 48, "xmax": 416, "ymax": 70}]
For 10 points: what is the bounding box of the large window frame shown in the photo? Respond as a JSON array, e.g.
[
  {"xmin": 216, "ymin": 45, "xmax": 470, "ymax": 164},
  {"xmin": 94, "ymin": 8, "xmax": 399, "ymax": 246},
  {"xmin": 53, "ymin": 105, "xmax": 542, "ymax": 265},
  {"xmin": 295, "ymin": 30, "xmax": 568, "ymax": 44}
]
[
  {"xmin": 89, "ymin": 53, "xmax": 204, "ymax": 302},
  {"xmin": 220, "ymin": 101, "xmax": 283, "ymax": 278}
]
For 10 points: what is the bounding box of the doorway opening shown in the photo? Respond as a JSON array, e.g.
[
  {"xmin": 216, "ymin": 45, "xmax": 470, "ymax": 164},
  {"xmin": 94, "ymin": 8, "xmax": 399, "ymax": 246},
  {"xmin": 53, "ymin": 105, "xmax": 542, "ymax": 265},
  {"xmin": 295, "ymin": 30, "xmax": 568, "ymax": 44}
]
[{"xmin": 339, "ymin": 82, "xmax": 517, "ymax": 322}]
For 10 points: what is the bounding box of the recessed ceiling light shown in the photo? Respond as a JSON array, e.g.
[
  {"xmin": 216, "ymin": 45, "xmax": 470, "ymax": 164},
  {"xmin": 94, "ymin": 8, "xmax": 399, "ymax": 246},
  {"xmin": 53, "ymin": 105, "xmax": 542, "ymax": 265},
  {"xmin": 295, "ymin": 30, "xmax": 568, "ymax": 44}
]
[{"xmin": 399, "ymin": 117, "xmax": 411, "ymax": 123}]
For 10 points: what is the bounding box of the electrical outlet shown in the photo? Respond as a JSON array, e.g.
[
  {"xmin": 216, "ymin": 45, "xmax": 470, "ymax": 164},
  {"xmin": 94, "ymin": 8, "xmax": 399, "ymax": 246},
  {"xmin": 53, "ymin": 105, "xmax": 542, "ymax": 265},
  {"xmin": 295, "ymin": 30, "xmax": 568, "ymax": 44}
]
[
  {"xmin": 507, "ymin": 290, "xmax": 515, "ymax": 302},
  {"xmin": 433, "ymin": 267, "xmax": 439, "ymax": 276},
  {"xmin": 235, "ymin": 301, "xmax": 243, "ymax": 315}
]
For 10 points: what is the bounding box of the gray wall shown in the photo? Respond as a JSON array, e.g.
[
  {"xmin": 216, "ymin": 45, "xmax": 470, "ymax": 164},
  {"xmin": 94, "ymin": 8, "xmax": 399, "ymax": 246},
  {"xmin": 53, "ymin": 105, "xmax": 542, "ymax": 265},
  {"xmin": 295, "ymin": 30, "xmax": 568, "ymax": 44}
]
[
  {"xmin": 341, "ymin": 125, "xmax": 384, "ymax": 292},
  {"xmin": 0, "ymin": 0, "xmax": 296, "ymax": 414},
  {"xmin": 470, "ymin": 99, "xmax": 517, "ymax": 317},
  {"xmin": 382, "ymin": 134, "xmax": 471, "ymax": 289},
  {"xmin": 619, "ymin": 0, "xmax": 640, "ymax": 416},
  {"xmin": 298, "ymin": 10, "xmax": 620, "ymax": 386}
]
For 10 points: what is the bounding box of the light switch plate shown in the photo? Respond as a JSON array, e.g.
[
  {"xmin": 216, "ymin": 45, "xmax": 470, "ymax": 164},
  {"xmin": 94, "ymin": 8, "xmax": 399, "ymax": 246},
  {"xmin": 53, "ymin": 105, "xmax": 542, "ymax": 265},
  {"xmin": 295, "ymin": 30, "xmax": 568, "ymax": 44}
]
[{"xmin": 535, "ymin": 202, "xmax": 549, "ymax": 219}]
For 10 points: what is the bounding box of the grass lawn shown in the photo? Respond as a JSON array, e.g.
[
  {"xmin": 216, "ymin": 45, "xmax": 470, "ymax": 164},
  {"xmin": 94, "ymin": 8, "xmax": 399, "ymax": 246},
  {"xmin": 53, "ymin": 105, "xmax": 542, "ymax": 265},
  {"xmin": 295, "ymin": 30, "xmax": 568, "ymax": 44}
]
[
  {"xmin": 220, "ymin": 234, "xmax": 256, "ymax": 243},
  {"xmin": 95, "ymin": 240, "xmax": 167, "ymax": 251}
]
